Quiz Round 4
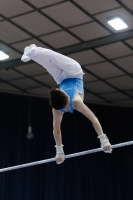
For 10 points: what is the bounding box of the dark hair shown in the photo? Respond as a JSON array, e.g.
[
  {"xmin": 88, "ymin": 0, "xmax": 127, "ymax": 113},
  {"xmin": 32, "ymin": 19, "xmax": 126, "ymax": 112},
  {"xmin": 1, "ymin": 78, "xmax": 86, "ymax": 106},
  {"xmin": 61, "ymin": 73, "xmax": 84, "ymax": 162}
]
[{"xmin": 49, "ymin": 87, "xmax": 68, "ymax": 110}]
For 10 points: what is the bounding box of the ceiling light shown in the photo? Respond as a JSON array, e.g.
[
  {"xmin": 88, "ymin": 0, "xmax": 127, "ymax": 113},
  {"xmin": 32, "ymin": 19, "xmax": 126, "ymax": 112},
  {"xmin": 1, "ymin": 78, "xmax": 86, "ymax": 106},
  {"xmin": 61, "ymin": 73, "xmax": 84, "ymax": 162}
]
[
  {"xmin": 108, "ymin": 18, "xmax": 128, "ymax": 30},
  {"xmin": 0, "ymin": 51, "xmax": 9, "ymax": 60}
]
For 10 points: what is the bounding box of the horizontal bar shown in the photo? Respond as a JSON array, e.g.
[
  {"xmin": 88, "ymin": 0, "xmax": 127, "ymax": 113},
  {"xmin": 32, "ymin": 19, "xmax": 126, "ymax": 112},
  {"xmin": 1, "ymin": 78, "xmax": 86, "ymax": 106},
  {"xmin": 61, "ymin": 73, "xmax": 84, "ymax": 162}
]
[{"xmin": 0, "ymin": 141, "xmax": 133, "ymax": 173}]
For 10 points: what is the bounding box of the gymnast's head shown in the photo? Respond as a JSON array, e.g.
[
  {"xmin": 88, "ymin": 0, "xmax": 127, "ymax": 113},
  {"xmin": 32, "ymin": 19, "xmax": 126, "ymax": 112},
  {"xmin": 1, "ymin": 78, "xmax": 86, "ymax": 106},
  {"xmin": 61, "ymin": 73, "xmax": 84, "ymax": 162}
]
[{"xmin": 49, "ymin": 87, "xmax": 69, "ymax": 110}]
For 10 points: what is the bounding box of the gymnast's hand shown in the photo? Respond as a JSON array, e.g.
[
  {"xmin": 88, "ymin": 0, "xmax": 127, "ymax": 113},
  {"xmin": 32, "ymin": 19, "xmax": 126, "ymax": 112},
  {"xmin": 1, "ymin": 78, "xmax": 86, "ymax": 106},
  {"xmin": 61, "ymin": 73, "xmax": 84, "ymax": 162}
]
[
  {"xmin": 98, "ymin": 134, "xmax": 112, "ymax": 154},
  {"xmin": 101, "ymin": 141, "xmax": 112, "ymax": 153},
  {"xmin": 55, "ymin": 153, "xmax": 65, "ymax": 164}
]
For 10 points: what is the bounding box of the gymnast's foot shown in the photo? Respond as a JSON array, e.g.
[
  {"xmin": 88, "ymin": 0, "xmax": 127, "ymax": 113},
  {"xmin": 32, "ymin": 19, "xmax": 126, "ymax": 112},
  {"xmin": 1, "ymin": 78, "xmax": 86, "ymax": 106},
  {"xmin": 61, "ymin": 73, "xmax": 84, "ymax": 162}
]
[{"xmin": 21, "ymin": 44, "xmax": 38, "ymax": 62}]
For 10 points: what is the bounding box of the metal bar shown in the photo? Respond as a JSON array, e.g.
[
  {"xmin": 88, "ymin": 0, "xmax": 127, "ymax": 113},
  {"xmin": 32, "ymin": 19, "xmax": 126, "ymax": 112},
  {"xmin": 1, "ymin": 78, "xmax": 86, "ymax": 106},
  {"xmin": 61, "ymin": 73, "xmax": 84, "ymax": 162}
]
[{"xmin": 0, "ymin": 141, "xmax": 133, "ymax": 173}]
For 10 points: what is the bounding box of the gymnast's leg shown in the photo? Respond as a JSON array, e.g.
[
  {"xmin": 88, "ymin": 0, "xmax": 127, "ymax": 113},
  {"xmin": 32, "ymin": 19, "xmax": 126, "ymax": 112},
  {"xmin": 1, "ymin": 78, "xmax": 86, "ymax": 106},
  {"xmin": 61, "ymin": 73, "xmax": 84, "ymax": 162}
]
[
  {"xmin": 21, "ymin": 44, "xmax": 63, "ymax": 84},
  {"xmin": 21, "ymin": 44, "xmax": 84, "ymax": 82}
]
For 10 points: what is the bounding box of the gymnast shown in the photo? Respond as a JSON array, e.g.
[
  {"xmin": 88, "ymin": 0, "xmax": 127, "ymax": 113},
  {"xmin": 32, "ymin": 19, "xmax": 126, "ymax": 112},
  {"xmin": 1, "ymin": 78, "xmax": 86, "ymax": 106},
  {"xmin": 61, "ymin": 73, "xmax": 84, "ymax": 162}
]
[{"xmin": 21, "ymin": 44, "xmax": 112, "ymax": 164}]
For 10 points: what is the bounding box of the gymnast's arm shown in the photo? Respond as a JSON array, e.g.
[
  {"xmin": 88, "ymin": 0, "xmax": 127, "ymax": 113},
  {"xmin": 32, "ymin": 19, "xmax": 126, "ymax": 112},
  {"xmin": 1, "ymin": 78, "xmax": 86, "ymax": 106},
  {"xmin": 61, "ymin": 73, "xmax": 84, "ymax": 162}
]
[
  {"xmin": 52, "ymin": 109, "xmax": 65, "ymax": 164},
  {"xmin": 73, "ymin": 98, "xmax": 112, "ymax": 153},
  {"xmin": 73, "ymin": 98, "xmax": 104, "ymax": 136},
  {"xmin": 52, "ymin": 108, "xmax": 63, "ymax": 146}
]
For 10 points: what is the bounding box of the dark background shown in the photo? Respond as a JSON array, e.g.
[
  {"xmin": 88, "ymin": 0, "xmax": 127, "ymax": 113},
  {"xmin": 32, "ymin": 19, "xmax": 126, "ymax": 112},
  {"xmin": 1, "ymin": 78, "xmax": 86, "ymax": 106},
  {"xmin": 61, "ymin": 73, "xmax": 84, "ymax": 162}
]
[{"xmin": 0, "ymin": 92, "xmax": 133, "ymax": 200}]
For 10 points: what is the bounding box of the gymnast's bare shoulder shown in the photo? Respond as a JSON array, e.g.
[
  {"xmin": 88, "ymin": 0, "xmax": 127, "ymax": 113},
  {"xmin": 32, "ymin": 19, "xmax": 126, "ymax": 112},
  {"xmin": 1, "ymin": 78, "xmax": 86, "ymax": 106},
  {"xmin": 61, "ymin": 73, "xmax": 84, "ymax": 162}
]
[
  {"xmin": 73, "ymin": 93, "xmax": 84, "ymax": 108},
  {"xmin": 72, "ymin": 93, "xmax": 91, "ymax": 115}
]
